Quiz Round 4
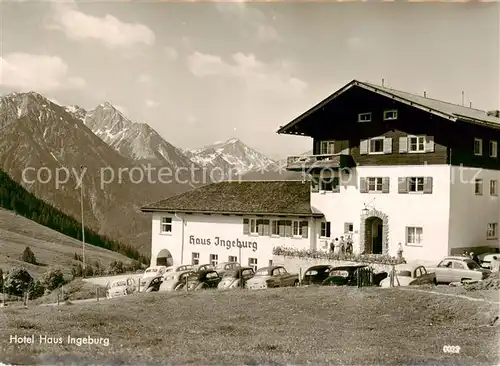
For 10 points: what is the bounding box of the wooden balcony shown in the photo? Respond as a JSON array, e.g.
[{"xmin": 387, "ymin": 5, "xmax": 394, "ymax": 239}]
[{"xmin": 286, "ymin": 153, "xmax": 355, "ymax": 172}]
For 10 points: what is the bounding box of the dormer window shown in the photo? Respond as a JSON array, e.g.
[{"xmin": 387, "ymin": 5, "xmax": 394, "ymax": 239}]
[
  {"xmin": 383, "ymin": 110, "xmax": 398, "ymax": 120},
  {"xmin": 358, "ymin": 112, "xmax": 372, "ymax": 122}
]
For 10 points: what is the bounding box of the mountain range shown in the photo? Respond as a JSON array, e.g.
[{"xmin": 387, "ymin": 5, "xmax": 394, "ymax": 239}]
[{"xmin": 0, "ymin": 90, "xmax": 302, "ymax": 253}]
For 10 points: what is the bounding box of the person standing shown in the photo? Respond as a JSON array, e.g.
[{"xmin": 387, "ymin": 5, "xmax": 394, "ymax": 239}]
[
  {"xmin": 346, "ymin": 236, "xmax": 353, "ymax": 255},
  {"xmin": 333, "ymin": 238, "xmax": 340, "ymax": 256},
  {"xmin": 329, "ymin": 239, "xmax": 335, "ymax": 254},
  {"xmin": 339, "ymin": 236, "xmax": 346, "ymax": 255},
  {"xmin": 470, "ymin": 252, "xmax": 480, "ymax": 265},
  {"xmin": 397, "ymin": 243, "xmax": 403, "ymax": 261},
  {"xmin": 491, "ymin": 256, "xmax": 500, "ymax": 272}
]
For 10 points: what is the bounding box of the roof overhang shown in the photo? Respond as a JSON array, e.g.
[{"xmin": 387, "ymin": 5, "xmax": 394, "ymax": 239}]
[
  {"xmin": 277, "ymin": 80, "xmax": 458, "ymax": 135},
  {"xmin": 140, "ymin": 207, "xmax": 324, "ymax": 218}
]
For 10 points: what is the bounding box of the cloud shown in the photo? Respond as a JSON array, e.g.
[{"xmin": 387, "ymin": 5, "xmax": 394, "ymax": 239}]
[
  {"xmin": 215, "ymin": 3, "xmax": 280, "ymax": 43},
  {"xmin": 165, "ymin": 46, "xmax": 178, "ymax": 60},
  {"xmin": 0, "ymin": 53, "xmax": 85, "ymax": 92},
  {"xmin": 48, "ymin": 3, "xmax": 155, "ymax": 48},
  {"xmin": 187, "ymin": 52, "xmax": 307, "ymax": 97},
  {"xmin": 145, "ymin": 99, "xmax": 159, "ymax": 108},
  {"xmin": 137, "ymin": 73, "xmax": 152, "ymax": 84}
]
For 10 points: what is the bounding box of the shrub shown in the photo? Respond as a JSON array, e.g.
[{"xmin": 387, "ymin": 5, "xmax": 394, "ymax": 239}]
[
  {"xmin": 107, "ymin": 260, "xmax": 125, "ymax": 275},
  {"xmin": 40, "ymin": 268, "xmax": 65, "ymax": 291},
  {"xmin": 4, "ymin": 267, "xmax": 33, "ymax": 296},
  {"xmin": 29, "ymin": 280, "xmax": 46, "ymax": 299},
  {"xmin": 22, "ymin": 246, "xmax": 37, "ymax": 265},
  {"xmin": 71, "ymin": 263, "xmax": 83, "ymax": 278},
  {"xmin": 272, "ymin": 246, "xmax": 406, "ymax": 264}
]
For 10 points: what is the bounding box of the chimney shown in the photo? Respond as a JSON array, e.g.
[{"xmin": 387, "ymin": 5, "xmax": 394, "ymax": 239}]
[
  {"xmin": 382, "ymin": 78, "xmax": 385, "ymax": 87},
  {"xmin": 470, "ymin": 102, "xmax": 472, "ymax": 108},
  {"xmin": 424, "ymin": 91, "xmax": 427, "ymax": 97},
  {"xmin": 461, "ymin": 91, "xmax": 465, "ymax": 106},
  {"xmin": 487, "ymin": 110, "xmax": 500, "ymax": 118}
]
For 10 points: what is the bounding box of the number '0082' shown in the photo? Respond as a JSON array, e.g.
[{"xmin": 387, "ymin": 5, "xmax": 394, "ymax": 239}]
[{"xmin": 442, "ymin": 345, "xmax": 460, "ymax": 353}]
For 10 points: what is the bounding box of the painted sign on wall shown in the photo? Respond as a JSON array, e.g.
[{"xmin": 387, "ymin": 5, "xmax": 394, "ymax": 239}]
[{"xmin": 189, "ymin": 235, "xmax": 257, "ymax": 252}]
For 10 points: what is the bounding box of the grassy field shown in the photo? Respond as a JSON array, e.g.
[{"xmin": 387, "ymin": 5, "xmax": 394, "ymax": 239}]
[
  {"xmin": 0, "ymin": 286, "xmax": 498, "ymax": 365},
  {"xmin": 0, "ymin": 208, "xmax": 134, "ymax": 277}
]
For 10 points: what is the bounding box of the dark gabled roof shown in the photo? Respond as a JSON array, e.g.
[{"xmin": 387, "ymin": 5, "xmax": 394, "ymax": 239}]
[
  {"xmin": 141, "ymin": 180, "xmax": 323, "ymax": 217},
  {"xmin": 277, "ymin": 79, "xmax": 500, "ymax": 134}
]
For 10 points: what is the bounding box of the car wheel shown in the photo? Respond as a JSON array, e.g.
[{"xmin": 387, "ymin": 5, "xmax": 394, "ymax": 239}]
[{"xmin": 294, "ymin": 280, "xmax": 299, "ymax": 287}]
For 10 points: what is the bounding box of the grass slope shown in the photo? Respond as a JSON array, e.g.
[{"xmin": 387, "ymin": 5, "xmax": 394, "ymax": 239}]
[
  {"xmin": 0, "ymin": 208, "xmax": 134, "ymax": 277},
  {"xmin": 0, "ymin": 286, "xmax": 498, "ymax": 365}
]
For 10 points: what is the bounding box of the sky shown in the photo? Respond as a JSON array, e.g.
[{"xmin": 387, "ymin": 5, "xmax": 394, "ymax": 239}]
[{"xmin": 0, "ymin": 1, "xmax": 498, "ymax": 160}]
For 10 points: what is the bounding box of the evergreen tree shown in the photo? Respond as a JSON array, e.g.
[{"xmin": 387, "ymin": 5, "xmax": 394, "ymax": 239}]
[{"xmin": 22, "ymin": 246, "xmax": 37, "ymax": 265}]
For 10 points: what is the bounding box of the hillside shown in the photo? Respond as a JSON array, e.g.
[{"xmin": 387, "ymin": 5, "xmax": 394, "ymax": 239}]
[
  {"xmin": 0, "ymin": 208, "xmax": 134, "ymax": 278},
  {"xmin": 0, "ymin": 169, "xmax": 146, "ymax": 262}
]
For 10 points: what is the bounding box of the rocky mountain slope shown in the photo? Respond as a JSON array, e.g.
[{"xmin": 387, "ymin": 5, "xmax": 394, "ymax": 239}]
[
  {"xmin": 0, "ymin": 92, "xmax": 188, "ymax": 253},
  {"xmin": 185, "ymin": 138, "xmax": 280, "ymax": 179}
]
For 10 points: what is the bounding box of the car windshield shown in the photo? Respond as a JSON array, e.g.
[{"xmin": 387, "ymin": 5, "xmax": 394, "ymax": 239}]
[
  {"xmin": 112, "ymin": 281, "xmax": 126, "ymax": 287},
  {"xmin": 255, "ymin": 268, "xmax": 270, "ymax": 276},
  {"xmin": 397, "ymin": 270, "xmax": 412, "ymax": 277},
  {"xmin": 465, "ymin": 260, "xmax": 480, "ymax": 270}
]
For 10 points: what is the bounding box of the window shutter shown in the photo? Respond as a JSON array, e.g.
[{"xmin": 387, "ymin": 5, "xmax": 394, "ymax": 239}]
[
  {"xmin": 359, "ymin": 177, "xmax": 368, "ymax": 193},
  {"xmin": 263, "ymin": 220, "xmax": 270, "ymax": 235},
  {"xmin": 257, "ymin": 219, "xmax": 264, "ymax": 235},
  {"xmin": 243, "ymin": 219, "xmax": 249, "ymax": 234},
  {"xmin": 360, "ymin": 139, "xmax": 368, "ymax": 155},
  {"xmin": 301, "ymin": 221, "xmax": 308, "ymax": 238},
  {"xmin": 278, "ymin": 221, "xmax": 285, "ymax": 236},
  {"xmin": 311, "ymin": 177, "xmax": 319, "ymax": 193},
  {"xmin": 423, "ymin": 177, "xmax": 433, "ymax": 194},
  {"xmin": 382, "ymin": 177, "xmax": 390, "ymax": 193},
  {"xmin": 425, "ymin": 136, "xmax": 435, "ymax": 152},
  {"xmin": 326, "ymin": 222, "xmax": 331, "ymax": 238},
  {"xmin": 284, "ymin": 221, "xmax": 292, "ymax": 237},
  {"xmin": 344, "ymin": 222, "xmax": 350, "ymax": 234},
  {"xmin": 398, "ymin": 177, "xmax": 408, "ymax": 194},
  {"xmin": 399, "ymin": 136, "xmax": 408, "ymax": 153},
  {"xmin": 383, "ymin": 138, "xmax": 393, "ymax": 154}
]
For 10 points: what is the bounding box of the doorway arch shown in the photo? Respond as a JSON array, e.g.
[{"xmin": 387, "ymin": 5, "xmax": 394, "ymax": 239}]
[
  {"xmin": 359, "ymin": 209, "xmax": 389, "ymax": 255},
  {"xmin": 156, "ymin": 249, "xmax": 173, "ymax": 267}
]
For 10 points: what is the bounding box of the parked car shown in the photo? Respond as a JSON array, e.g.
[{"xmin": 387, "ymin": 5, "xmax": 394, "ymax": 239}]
[
  {"xmin": 302, "ymin": 265, "xmax": 333, "ymax": 285},
  {"xmin": 214, "ymin": 262, "xmax": 241, "ymax": 276},
  {"xmin": 106, "ymin": 278, "xmax": 135, "ymax": 299},
  {"xmin": 478, "ymin": 252, "xmax": 500, "ymax": 269},
  {"xmin": 218, "ymin": 267, "xmax": 255, "ymax": 290},
  {"xmin": 142, "ymin": 266, "xmax": 167, "ymax": 279},
  {"xmin": 139, "ymin": 275, "xmax": 163, "ymax": 293},
  {"xmin": 177, "ymin": 264, "xmax": 194, "ymax": 272},
  {"xmin": 246, "ymin": 266, "xmax": 299, "ymax": 290},
  {"xmin": 380, "ymin": 264, "xmax": 436, "ymax": 287},
  {"xmin": 193, "ymin": 264, "xmax": 213, "ymax": 272},
  {"xmin": 159, "ymin": 270, "xmax": 194, "ymax": 292},
  {"xmin": 429, "ymin": 256, "xmax": 491, "ymax": 284},
  {"xmin": 322, "ymin": 265, "xmax": 387, "ymax": 287},
  {"xmin": 186, "ymin": 270, "xmax": 222, "ymax": 290}
]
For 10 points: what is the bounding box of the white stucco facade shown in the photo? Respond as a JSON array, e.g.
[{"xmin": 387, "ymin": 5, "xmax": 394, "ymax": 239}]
[
  {"xmin": 150, "ymin": 213, "xmax": 319, "ymax": 268},
  {"xmin": 147, "ymin": 165, "xmax": 499, "ymax": 266}
]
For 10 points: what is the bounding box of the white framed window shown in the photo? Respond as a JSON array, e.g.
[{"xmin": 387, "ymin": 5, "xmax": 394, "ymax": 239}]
[
  {"xmin": 475, "ymin": 179, "xmax": 483, "ymax": 195},
  {"xmin": 490, "ymin": 180, "xmax": 498, "ymax": 196},
  {"xmin": 344, "ymin": 222, "xmax": 354, "ymax": 233},
  {"xmin": 191, "ymin": 252, "xmax": 199, "ymax": 265},
  {"xmin": 474, "ymin": 138, "xmax": 483, "ymax": 156},
  {"xmin": 490, "ymin": 141, "xmax": 498, "ymax": 158},
  {"xmin": 320, "ymin": 141, "xmax": 335, "ymax": 155},
  {"xmin": 249, "ymin": 218, "xmax": 258, "ymax": 234},
  {"xmin": 160, "ymin": 217, "xmax": 172, "ymax": 233},
  {"xmin": 369, "ymin": 137, "xmax": 384, "ymax": 154},
  {"xmin": 406, "ymin": 226, "xmax": 423, "ymax": 245},
  {"xmin": 320, "ymin": 221, "xmax": 331, "ymax": 238},
  {"xmin": 383, "ymin": 110, "xmax": 398, "ymax": 120},
  {"xmin": 408, "ymin": 135, "xmax": 425, "ymax": 153},
  {"xmin": 210, "ymin": 254, "xmax": 218, "ymax": 267},
  {"xmin": 358, "ymin": 112, "xmax": 372, "ymax": 122},
  {"xmin": 248, "ymin": 258, "xmax": 258, "ymax": 272},
  {"xmin": 487, "ymin": 223, "xmax": 498, "ymax": 239},
  {"xmin": 270, "ymin": 220, "xmax": 279, "ymax": 236},
  {"xmin": 408, "ymin": 177, "xmax": 425, "ymax": 192},
  {"xmin": 228, "ymin": 255, "xmax": 238, "ymax": 263},
  {"xmin": 367, "ymin": 177, "xmax": 383, "ymax": 192}
]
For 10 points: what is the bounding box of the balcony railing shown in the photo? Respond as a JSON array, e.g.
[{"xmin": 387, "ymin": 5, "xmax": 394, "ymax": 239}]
[{"xmin": 286, "ymin": 153, "xmax": 355, "ymax": 172}]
